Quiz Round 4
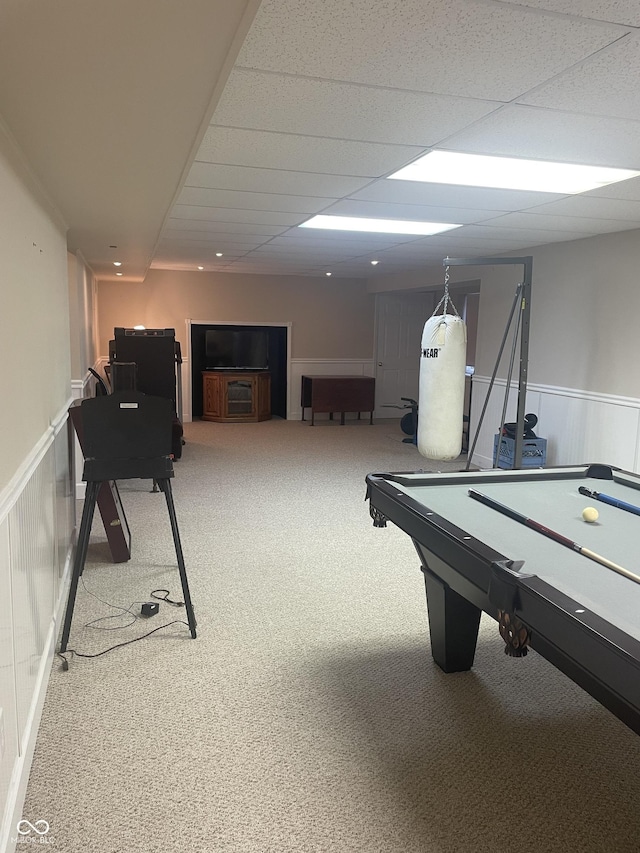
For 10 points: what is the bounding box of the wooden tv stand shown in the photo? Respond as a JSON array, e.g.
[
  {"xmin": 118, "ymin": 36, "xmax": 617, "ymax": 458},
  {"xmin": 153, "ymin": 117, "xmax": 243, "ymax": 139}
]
[{"xmin": 202, "ymin": 371, "xmax": 271, "ymax": 423}]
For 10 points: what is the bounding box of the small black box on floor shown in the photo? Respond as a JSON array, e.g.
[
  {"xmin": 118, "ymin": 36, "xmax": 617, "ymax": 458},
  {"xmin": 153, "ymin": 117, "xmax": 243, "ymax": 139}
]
[{"xmin": 493, "ymin": 434, "xmax": 547, "ymax": 469}]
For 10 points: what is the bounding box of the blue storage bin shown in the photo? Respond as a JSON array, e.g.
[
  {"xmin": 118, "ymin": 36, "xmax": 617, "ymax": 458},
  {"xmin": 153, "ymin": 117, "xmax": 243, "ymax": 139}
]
[{"xmin": 493, "ymin": 434, "xmax": 547, "ymax": 469}]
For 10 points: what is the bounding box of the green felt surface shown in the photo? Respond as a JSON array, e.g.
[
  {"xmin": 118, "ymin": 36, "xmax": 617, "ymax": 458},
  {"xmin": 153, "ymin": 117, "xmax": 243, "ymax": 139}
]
[{"xmin": 393, "ymin": 468, "xmax": 640, "ymax": 642}]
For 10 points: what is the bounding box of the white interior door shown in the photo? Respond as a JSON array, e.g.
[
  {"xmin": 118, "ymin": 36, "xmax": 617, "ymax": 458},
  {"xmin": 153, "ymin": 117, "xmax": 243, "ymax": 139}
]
[{"xmin": 374, "ymin": 291, "xmax": 435, "ymax": 417}]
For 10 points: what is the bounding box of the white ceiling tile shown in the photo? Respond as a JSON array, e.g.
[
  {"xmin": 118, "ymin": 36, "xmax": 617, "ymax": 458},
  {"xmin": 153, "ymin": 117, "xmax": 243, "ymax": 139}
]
[
  {"xmin": 151, "ymin": 256, "xmax": 242, "ymax": 266},
  {"xmin": 161, "ymin": 230, "xmax": 268, "ymax": 248},
  {"xmin": 267, "ymin": 235, "xmax": 401, "ymax": 250},
  {"xmin": 443, "ymin": 104, "xmax": 640, "ymax": 167},
  {"xmin": 197, "ymin": 126, "xmax": 424, "ymax": 177},
  {"xmin": 487, "ymin": 212, "xmax": 600, "ymax": 230},
  {"xmin": 185, "ymin": 162, "xmax": 373, "ymax": 197},
  {"xmin": 237, "ymin": 0, "xmax": 628, "ymax": 100},
  {"xmin": 176, "ymin": 186, "xmax": 336, "ymax": 214},
  {"xmin": 316, "ymin": 268, "xmax": 373, "ymax": 278},
  {"xmin": 164, "ymin": 218, "xmax": 278, "ymax": 237},
  {"xmin": 350, "ymin": 180, "xmax": 564, "ymax": 210},
  {"xmin": 158, "ymin": 237, "xmax": 257, "ymax": 252},
  {"xmin": 519, "ymin": 33, "xmax": 640, "ymax": 120},
  {"xmin": 164, "ymin": 219, "xmax": 287, "ymax": 237},
  {"xmin": 212, "ymin": 68, "xmax": 501, "ymax": 146},
  {"xmin": 26, "ymin": 0, "xmax": 640, "ymax": 278},
  {"xmin": 370, "ymin": 247, "xmax": 449, "ymax": 261},
  {"xmin": 451, "ymin": 223, "xmax": 594, "ymax": 244},
  {"xmin": 485, "ymin": 211, "xmax": 640, "ymax": 233},
  {"xmin": 323, "ymin": 199, "xmax": 504, "ymax": 224},
  {"xmin": 525, "ymin": 195, "xmax": 640, "ymax": 220},
  {"xmin": 405, "ymin": 234, "xmax": 528, "ymax": 250},
  {"xmin": 251, "ymin": 244, "xmax": 365, "ymax": 258},
  {"xmin": 225, "ymin": 262, "xmax": 324, "ymax": 275},
  {"xmin": 584, "ymin": 175, "xmax": 640, "ymax": 201},
  {"xmin": 156, "ymin": 254, "xmax": 248, "ymax": 264},
  {"xmin": 505, "ymin": 0, "xmax": 640, "ymax": 26},
  {"xmin": 165, "ymin": 218, "xmax": 211, "ymax": 231},
  {"xmin": 277, "ymin": 229, "xmax": 414, "ymax": 245},
  {"xmin": 171, "ymin": 205, "xmax": 304, "ymax": 227},
  {"xmin": 149, "ymin": 261, "xmax": 236, "ymax": 271}
]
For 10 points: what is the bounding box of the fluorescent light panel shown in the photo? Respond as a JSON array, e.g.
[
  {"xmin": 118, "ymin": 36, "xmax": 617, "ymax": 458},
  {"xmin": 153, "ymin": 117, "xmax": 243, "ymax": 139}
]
[
  {"xmin": 299, "ymin": 215, "xmax": 461, "ymax": 236},
  {"xmin": 387, "ymin": 151, "xmax": 640, "ymax": 194}
]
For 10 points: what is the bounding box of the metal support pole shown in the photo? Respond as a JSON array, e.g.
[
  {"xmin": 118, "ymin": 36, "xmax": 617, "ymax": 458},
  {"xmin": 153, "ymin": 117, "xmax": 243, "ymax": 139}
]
[{"xmin": 443, "ymin": 256, "xmax": 533, "ymax": 469}]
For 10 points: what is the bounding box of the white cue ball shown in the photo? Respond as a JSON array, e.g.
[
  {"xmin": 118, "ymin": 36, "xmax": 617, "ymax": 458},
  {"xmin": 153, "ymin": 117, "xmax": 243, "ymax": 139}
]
[{"xmin": 582, "ymin": 506, "xmax": 599, "ymax": 523}]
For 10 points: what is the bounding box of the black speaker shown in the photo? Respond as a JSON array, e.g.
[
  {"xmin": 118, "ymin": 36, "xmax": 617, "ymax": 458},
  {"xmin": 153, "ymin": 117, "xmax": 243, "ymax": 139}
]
[{"xmin": 110, "ymin": 328, "xmax": 177, "ymax": 406}]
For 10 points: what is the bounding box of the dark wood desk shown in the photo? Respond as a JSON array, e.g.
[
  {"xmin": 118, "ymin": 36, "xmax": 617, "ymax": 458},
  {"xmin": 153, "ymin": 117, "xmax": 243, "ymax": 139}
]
[{"xmin": 301, "ymin": 375, "xmax": 375, "ymax": 426}]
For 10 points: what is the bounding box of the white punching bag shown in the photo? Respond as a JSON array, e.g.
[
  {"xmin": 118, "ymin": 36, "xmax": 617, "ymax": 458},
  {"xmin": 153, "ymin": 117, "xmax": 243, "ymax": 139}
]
[{"xmin": 418, "ymin": 313, "xmax": 467, "ymax": 460}]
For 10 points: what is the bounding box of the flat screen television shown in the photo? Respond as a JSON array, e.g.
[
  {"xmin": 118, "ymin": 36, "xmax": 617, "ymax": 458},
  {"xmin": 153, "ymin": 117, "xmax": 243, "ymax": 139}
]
[{"xmin": 205, "ymin": 328, "xmax": 268, "ymax": 370}]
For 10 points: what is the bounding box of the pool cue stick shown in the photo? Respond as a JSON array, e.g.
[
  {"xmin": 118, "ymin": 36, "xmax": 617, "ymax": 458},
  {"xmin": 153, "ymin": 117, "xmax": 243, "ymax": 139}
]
[
  {"xmin": 468, "ymin": 489, "xmax": 640, "ymax": 585},
  {"xmin": 578, "ymin": 485, "xmax": 640, "ymax": 517}
]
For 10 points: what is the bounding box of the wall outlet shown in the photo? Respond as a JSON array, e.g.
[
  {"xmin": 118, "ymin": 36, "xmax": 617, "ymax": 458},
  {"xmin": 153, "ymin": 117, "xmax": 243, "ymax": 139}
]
[{"xmin": 0, "ymin": 707, "xmax": 5, "ymax": 763}]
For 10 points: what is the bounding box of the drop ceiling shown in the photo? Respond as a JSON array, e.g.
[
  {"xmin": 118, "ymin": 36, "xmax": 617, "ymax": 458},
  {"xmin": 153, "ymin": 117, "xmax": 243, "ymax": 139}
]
[{"xmin": 2, "ymin": 0, "xmax": 640, "ymax": 282}]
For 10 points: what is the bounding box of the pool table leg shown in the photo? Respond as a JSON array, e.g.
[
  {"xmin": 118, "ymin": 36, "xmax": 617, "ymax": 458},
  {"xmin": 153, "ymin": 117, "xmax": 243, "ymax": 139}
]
[{"xmin": 422, "ymin": 568, "xmax": 482, "ymax": 672}]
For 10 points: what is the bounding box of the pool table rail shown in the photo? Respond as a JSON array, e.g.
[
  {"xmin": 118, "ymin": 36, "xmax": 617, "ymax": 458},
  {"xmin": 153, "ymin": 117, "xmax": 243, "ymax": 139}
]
[{"xmin": 366, "ymin": 468, "xmax": 640, "ymax": 736}]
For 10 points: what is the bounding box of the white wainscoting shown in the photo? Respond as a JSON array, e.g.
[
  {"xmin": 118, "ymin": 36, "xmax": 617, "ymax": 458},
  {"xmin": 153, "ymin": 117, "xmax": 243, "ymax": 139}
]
[
  {"xmin": 71, "ymin": 369, "xmax": 98, "ymax": 500},
  {"xmin": 469, "ymin": 376, "xmax": 640, "ymax": 473},
  {"xmin": 289, "ymin": 359, "xmax": 376, "ymax": 421},
  {"xmin": 179, "ymin": 356, "xmax": 191, "ymax": 422},
  {"xmin": 0, "ymin": 406, "xmax": 75, "ymax": 853}
]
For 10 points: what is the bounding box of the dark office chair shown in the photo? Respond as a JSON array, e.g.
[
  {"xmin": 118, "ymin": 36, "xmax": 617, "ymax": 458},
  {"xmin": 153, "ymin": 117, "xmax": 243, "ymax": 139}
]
[{"xmin": 60, "ymin": 390, "xmax": 197, "ymax": 653}]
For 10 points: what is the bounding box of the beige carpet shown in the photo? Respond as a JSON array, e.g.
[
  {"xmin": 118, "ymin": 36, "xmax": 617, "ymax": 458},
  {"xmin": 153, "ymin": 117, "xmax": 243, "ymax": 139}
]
[{"xmin": 22, "ymin": 418, "xmax": 640, "ymax": 852}]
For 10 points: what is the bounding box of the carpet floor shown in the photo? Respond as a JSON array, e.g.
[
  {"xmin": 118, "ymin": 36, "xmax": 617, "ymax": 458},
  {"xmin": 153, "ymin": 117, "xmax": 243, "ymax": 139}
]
[{"xmin": 22, "ymin": 418, "xmax": 640, "ymax": 852}]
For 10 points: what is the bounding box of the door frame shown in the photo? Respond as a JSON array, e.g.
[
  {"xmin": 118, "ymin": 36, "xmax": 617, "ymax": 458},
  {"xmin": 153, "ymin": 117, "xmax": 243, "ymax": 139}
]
[
  {"xmin": 185, "ymin": 319, "xmax": 292, "ymax": 421},
  {"xmin": 373, "ymin": 284, "xmax": 480, "ymax": 418}
]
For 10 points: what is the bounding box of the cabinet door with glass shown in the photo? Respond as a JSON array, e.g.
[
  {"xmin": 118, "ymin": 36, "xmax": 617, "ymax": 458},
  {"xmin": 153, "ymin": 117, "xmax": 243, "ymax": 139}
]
[
  {"xmin": 225, "ymin": 378, "xmax": 255, "ymax": 418},
  {"xmin": 202, "ymin": 371, "xmax": 271, "ymax": 423}
]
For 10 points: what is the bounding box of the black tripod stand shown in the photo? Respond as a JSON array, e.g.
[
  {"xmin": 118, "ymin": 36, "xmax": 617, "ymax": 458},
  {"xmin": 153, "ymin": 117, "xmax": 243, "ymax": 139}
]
[{"xmin": 60, "ymin": 391, "xmax": 197, "ymax": 654}]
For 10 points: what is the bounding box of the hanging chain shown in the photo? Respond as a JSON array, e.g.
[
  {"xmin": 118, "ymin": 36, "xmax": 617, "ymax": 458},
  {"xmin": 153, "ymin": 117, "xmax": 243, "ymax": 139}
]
[
  {"xmin": 432, "ymin": 264, "xmax": 460, "ymax": 319},
  {"xmin": 442, "ymin": 265, "xmax": 451, "ymax": 316}
]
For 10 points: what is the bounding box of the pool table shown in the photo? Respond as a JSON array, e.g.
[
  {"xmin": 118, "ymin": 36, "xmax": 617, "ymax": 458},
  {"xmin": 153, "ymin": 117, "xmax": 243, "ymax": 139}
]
[{"xmin": 365, "ymin": 463, "xmax": 640, "ymax": 735}]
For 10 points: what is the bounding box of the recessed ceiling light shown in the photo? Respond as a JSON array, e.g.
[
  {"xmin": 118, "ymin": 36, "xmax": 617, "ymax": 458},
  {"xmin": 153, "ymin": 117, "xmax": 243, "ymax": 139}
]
[
  {"xmin": 216, "ymin": 252, "xmax": 223, "ymax": 257},
  {"xmin": 113, "ymin": 261, "xmax": 122, "ymax": 267},
  {"xmin": 325, "ymin": 272, "xmax": 332, "ymax": 276},
  {"xmin": 300, "ymin": 215, "xmax": 461, "ymax": 236},
  {"xmin": 387, "ymin": 150, "xmax": 640, "ymax": 194},
  {"xmin": 116, "ymin": 272, "xmax": 123, "ymax": 276},
  {"xmin": 371, "ymin": 260, "xmax": 379, "ymax": 265},
  {"xmin": 197, "ymin": 266, "xmax": 204, "ymax": 270}
]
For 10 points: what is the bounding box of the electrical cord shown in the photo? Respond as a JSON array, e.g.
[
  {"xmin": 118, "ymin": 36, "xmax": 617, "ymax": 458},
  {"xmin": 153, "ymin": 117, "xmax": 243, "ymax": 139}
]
[
  {"xmin": 57, "ymin": 620, "xmax": 191, "ymax": 670},
  {"xmin": 81, "ymin": 576, "xmax": 144, "ymax": 630},
  {"xmin": 57, "ymin": 579, "xmax": 188, "ymax": 670},
  {"xmin": 151, "ymin": 588, "xmax": 185, "ymax": 607}
]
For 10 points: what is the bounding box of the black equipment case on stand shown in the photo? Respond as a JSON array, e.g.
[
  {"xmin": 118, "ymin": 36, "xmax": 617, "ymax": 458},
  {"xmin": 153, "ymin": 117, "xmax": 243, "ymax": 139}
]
[{"xmin": 109, "ymin": 327, "xmax": 184, "ymax": 458}]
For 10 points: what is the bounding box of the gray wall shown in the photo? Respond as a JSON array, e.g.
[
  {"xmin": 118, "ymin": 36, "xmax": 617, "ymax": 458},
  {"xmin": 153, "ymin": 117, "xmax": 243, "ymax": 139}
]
[
  {"xmin": 0, "ymin": 122, "xmax": 71, "ymax": 490},
  {"xmin": 369, "ymin": 229, "xmax": 640, "ymax": 400},
  {"xmin": 97, "ymin": 268, "xmax": 375, "ymax": 361},
  {"xmin": 367, "ymin": 229, "xmax": 640, "ymax": 468}
]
